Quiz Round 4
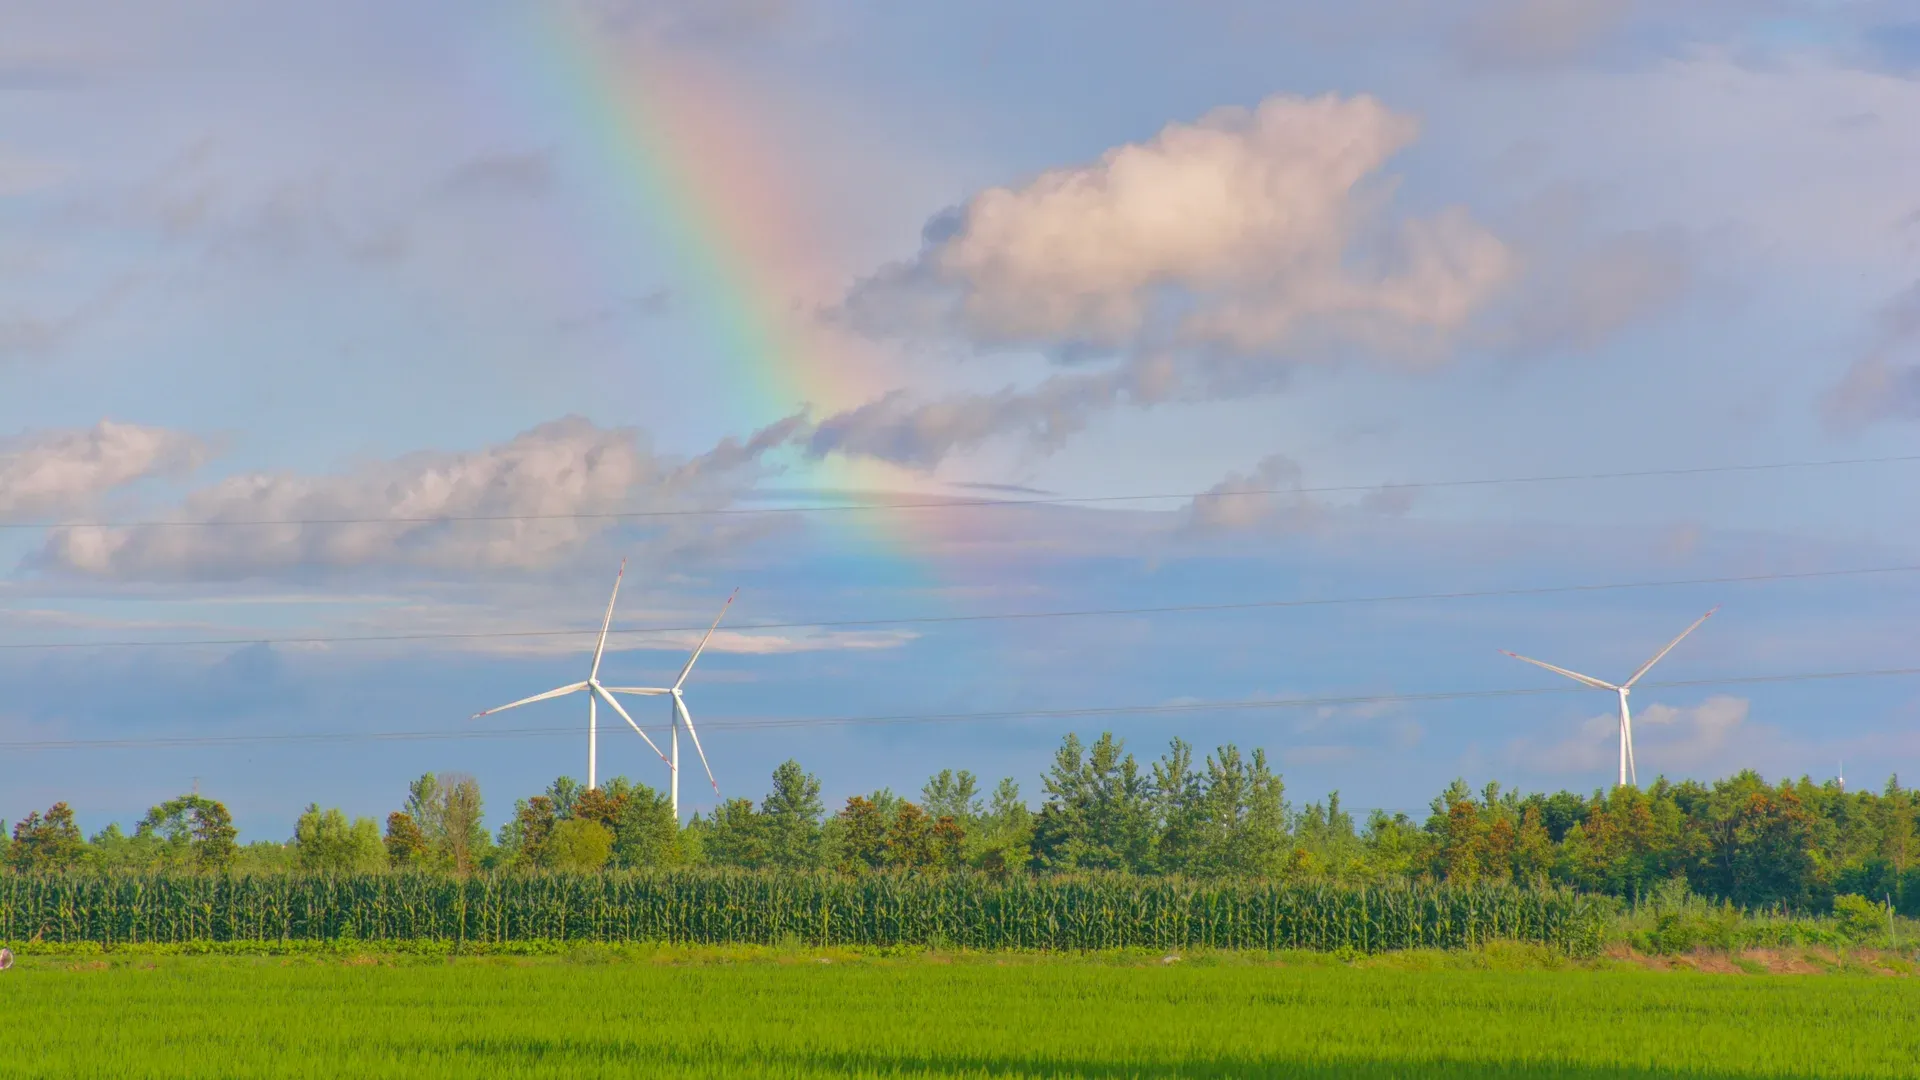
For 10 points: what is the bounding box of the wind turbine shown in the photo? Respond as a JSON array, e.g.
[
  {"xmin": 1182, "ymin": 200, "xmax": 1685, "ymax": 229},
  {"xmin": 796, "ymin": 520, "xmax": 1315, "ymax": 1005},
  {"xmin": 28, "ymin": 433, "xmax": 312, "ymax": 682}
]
[
  {"xmin": 1502, "ymin": 607, "xmax": 1718, "ymax": 788},
  {"xmin": 469, "ymin": 560, "xmax": 669, "ymax": 790},
  {"xmin": 604, "ymin": 590, "xmax": 736, "ymax": 820}
]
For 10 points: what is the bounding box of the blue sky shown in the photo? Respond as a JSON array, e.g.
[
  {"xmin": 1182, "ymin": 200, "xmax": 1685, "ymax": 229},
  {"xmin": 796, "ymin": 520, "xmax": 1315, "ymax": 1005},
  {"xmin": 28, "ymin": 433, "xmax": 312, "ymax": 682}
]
[{"xmin": 4, "ymin": 0, "xmax": 1919, "ymax": 839}]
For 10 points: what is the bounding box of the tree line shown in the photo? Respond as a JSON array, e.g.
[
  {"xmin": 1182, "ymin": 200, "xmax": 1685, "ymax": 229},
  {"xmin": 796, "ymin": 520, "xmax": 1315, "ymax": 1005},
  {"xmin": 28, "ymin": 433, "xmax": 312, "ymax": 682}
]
[{"xmin": 7, "ymin": 730, "xmax": 1917, "ymax": 914}]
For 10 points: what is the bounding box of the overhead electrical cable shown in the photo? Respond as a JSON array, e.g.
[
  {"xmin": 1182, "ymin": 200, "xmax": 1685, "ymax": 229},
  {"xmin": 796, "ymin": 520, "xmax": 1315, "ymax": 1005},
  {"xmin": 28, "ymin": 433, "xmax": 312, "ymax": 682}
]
[
  {"xmin": 5, "ymin": 664, "xmax": 1919, "ymax": 753},
  {"xmin": 3, "ymin": 561, "xmax": 1917, "ymax": 653}
]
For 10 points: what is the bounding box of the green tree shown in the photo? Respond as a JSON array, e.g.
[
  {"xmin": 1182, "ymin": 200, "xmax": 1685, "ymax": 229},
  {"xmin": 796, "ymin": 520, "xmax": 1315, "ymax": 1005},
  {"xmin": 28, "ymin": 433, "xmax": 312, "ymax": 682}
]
[
  {"xmin": 921, "ymin": 770, "xmax": 983, "ymax": 825},
  {"xmin": 609, "ymin": 782, "xmax": 681, "ymax": 868},
  {"xmin": 760, "ymin": 759, "xmax": 825, "ymax": 870},
  {"xmin": 8, "ymin": 802, "xmax": 85, "ymax": 872},
  {"xmin": 544, "ymin": 776, "xmax": 584, "ymax": 819},
  {"xmin": 548, "ymin": 819, "xmax": 613, "ymax": 871},
  {"xmin": 972, "ymin": 778, "xmax": 1033, "ymax": 876},
  {"xmin": 1293, "ymin": 792, "xmax": 1363, "ymax": 880},
  {"xmin": 1151, "ymin": 738, "xmax": 1206, "ymax": 875},
  {"xmin": 400, "ymin": 772, "xmax": 488, "ymax": 873},
  {"xmin": 85, "ymin": 823, "xmax": 163, "ymax": 872},
  {"xmin": 1196, "ymin": 744, "xmax": 1288, "ymax": 876},
  {"xmin": 1691, "ymin": 771, "xmax": 1819, "ymax": 908},
  {"xmin": 136, "ymin": 795, "xmax": 237, "ymax": 873},
  {"xmin": 1033, "ymin": 732, "xmax": 1155, "ymax": 872},
  {"xmin": 292, "ymin": 805, "xmax": 385, "ymax": 873},
  {"xmin": 1361, "ymin": 811, "xmax": 1428, "ymax": 881},
  {"xmin": 1513, "ymin": 805, "xmax": 1555, "ymax": 883},
  {"xmin": 701, "ymin": 798, "xmax": 765, "ymax": 868}
]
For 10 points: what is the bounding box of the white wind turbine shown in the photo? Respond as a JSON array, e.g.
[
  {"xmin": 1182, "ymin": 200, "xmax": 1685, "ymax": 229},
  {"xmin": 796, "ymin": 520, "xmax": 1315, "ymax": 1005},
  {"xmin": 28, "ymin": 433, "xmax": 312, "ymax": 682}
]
[
  {"xmin": 469, "ymin": 560, "xmax": 670, "ymax": 790},
  {"xmin": 1502, "ymin": 607, "xmax": 1718, "ymax": 788},
  {"xmin": 602, "ymin": 590, "xmax": 736, "ymax": 820}
]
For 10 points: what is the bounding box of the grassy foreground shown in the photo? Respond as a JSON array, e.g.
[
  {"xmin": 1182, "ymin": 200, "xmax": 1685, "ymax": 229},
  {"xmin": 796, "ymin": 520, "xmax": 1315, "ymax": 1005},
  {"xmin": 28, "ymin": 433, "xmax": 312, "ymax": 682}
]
[{"xmin": 4, "ymin": 948, "xmax": 1918, "ymax": 1078}]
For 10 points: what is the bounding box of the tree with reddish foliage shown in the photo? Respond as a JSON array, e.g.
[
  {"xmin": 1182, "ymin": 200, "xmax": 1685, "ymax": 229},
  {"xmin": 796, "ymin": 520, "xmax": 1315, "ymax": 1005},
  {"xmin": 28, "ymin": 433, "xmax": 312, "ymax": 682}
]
[{"xmin": 9, "ymin": 802, "xmax": 84, "ymax": 872}]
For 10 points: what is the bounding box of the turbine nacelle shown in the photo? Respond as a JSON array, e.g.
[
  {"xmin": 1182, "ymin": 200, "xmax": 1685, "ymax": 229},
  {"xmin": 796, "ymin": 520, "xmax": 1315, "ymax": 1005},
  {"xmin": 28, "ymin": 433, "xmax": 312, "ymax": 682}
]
[{"xmin": 467, "ymin": 559, "xmax": 687, "ymax": 790}]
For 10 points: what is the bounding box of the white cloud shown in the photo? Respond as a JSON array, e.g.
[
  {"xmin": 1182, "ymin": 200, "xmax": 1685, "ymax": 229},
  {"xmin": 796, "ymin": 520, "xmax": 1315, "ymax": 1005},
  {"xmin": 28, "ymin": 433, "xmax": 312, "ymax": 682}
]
[
  {"xmin": 42, "ymin": 415, "xmax": 804, "ymax": 580},
  {"xmin": 855, "ymin": 93, "xmax": 1511, "ymax": 357},
  {"xmin": 1509, "ymin": 694, "xmax": 1751, "ymax": 777},
  {"xmin": 824, "ymin": 94, "xmax": 1514, "ymax": 468},
  {"xmin": 0, "ymin": 420, "xmax": 207, "ymax": 521}
]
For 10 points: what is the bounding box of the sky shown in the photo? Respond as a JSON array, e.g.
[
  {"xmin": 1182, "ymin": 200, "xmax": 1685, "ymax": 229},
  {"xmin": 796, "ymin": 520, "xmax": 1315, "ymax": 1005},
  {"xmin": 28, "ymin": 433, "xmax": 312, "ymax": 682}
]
[{"xmin": 4, "ymin": 0, "xmax": 1920, "ymax": 840}]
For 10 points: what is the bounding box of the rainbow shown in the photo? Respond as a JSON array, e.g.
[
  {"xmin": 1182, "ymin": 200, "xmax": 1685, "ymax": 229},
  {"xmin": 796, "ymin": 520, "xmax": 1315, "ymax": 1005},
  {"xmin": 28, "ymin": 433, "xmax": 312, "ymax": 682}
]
[{"xmin": 515, "ymin": 8, "xmax": 939, "ymax": 586}]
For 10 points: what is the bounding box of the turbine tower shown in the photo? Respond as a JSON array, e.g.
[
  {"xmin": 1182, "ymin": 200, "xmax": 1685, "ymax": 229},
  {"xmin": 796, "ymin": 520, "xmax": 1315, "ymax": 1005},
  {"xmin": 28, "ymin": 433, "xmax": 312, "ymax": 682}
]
[
  {"xmin": 605, "ymin": 590, "xmax": 736, "ymax": 820},
  {"xmin": 469, "ymin": 560, "xmax": 669, "ymax": 789},
  {"xmin": 1502, "ymin": 607, "xmax": 1718, "ymax": 788}
]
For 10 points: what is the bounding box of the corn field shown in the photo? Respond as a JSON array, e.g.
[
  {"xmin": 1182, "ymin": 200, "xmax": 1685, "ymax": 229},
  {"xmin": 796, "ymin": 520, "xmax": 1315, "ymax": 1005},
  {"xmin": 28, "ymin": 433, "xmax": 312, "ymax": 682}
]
[{"xmin": 0, "ymin": 872, "xmax": 1607, "ymax": 954}]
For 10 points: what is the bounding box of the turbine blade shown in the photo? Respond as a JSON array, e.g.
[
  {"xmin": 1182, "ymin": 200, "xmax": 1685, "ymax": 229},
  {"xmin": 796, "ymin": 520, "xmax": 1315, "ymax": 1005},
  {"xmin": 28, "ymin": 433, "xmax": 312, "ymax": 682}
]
[
  {"xmin": 471, "ymin": 681, "xmax": 588, "ymax": 719},
  {"xmin": 673, "ymin": 589, "xmax": 738, "ymax": 691},
  {"xmin": 591, "ymin": 682, "xmax": 669, "ymax": 765},
  {"xmin": 600, "ymin": 687, "xmax": 671, "ymax": 696},
  {"xmin": 1623, "ymin": 607, "xmax": 1718, "ymax": 688},
  {"xmin": 675, "ymin": 693, "xmax": 719, "ymax": 794},
  {"xmin": 1500, "ymin": 650, "xmax": 1617, "ymax": 690},
  {"xmin": 589, "ymin": 558, "xmax": 627, "ymax": 681}
]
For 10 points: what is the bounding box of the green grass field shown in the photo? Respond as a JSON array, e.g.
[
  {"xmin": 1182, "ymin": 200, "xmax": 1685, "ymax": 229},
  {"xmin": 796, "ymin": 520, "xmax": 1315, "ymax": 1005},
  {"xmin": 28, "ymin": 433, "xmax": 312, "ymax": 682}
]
[{"xmin": 5, "ymin": 949, "xmax": 1918, "ymax": 1078}]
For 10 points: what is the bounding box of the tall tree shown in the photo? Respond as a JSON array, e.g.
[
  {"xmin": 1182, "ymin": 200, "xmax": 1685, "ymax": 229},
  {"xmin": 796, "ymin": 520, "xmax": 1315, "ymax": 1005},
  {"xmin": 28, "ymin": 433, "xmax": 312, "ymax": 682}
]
[
  {"xmin": 700, "ymin": 798, "xmax": 765, "ymax": 868},
  {"xmin": 1151, "ymin": 738, "xmax": 1206, "ymax": 875},
  {"xmin": 609, "ymin": 782, "xmax": 681, "ymax": 868},
  {"xmin": 971, "ymin": 778, "xmax": 1033, "ymax": 876},
  {"xmin": 1033, "ymin": 732, "xmax": 1154, "ymax": 872},
  {"xmin": 499, "ymin": 796, "xmax": 559, "ymax": 870},
  {"xmin": 544, "ymin": 776, "xmax": 584, "ymax": 819},
  {"xmin": 399, "ymin": 772, "xmax": 487, "ymax": 873},
  {"xmin": 1196, "ymin": 744, "xmax": 1288, "ymax": 876},
  {"xmin": 437, "ymin": 773, "xmax": 488, "ymax": 874},
  {"xmin": 8, "ymin": 803, "xmax": 84, "ymax": 872},
  {"xmin": 137, "ymin": 795, "xmax": 238, "ymax": 873},
  {"xmin": 383, "ymin": 812, "xmax": 430, "ymax": 868},
  {"xmin": 887, "ymin": 802, "xmax": 936, "ymax": 869},
  {"xmin": 834, "ymin": 796, "xmax": 890, "ymax": 873},
  {"xmin": 760, "ymin": 759, "xmax": 825, "ymax": 870},
  {"xmin": 921, "ymin": 770, "xmax": 983, "ymax": 825}
]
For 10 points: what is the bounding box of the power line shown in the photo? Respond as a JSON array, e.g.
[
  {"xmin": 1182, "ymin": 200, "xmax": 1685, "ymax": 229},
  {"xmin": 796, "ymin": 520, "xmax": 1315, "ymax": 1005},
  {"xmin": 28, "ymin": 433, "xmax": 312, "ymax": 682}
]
[
  {"xmin": 5, "ymin": 560, "xmax": 1917, "ymax": 653},
  {"xmin": 7, "ymin": 452, "xmax": 1919, "ymax": 531},
  {"xmin": 4, "ymin": 664, "xmax": 1917, "ymax": 753}
]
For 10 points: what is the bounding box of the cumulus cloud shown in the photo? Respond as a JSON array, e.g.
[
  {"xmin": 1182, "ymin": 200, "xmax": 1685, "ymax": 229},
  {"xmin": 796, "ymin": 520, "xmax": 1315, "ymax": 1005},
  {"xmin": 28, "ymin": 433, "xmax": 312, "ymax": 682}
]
[
  {"xmin": 1822, "ymin": 280, "xmax": 1920, "ymax": 427},
  {"xmin": 42, "ymin": 415, "xmax": 804, "ymax": 580},
  {"xmin": 853, "ymin": 94, "xmax": 1511, "ymax": 357},
  {"xmin": 827, "ymin": 94, "xmax": 1514, "ymax": 468},
  {"xmin": 0, "ymin": 421, "xmax": 208, "ymax": 521},
  {"xmin": 1510, "ymin": 694, "xmax": 1751, "ymax": 777}
]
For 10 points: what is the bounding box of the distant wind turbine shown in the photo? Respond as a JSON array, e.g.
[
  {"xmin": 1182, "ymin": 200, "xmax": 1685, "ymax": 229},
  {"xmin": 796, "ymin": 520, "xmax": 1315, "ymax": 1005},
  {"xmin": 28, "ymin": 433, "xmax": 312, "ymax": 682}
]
[
  {"xmin": 1502, "ymin": 607, "xmax": 1718, "ymax": 788},
  {"xmin": 604, "ymin": 590, "xmax": 736, "ymax": 820},
  {"xmin": 469, "ymin": 560, "xmax": 669, "ymax": 790}
]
